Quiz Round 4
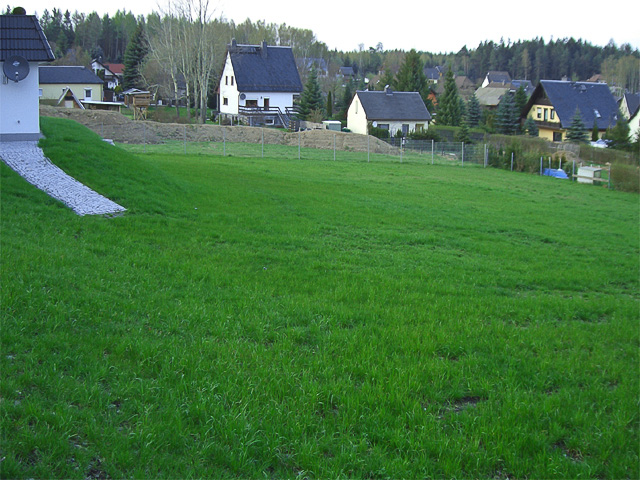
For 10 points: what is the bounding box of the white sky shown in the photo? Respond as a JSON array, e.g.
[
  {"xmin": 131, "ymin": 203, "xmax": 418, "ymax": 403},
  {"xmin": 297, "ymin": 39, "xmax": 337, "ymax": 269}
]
[{"xmin": 22, "ymin": 0, "xmax": 640, "ymax": 53}]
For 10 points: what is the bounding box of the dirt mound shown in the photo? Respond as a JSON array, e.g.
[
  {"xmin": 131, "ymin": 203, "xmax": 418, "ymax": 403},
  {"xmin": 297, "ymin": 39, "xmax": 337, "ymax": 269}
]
[{"xmin": 39, "ymin": 105, "xmax": 397, "ymax": 154}]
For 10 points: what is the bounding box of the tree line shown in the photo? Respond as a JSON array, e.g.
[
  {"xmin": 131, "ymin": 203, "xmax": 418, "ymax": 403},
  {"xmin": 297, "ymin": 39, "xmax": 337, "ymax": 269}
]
[{"xmin": 20, "ymin": 3, "xmax": 639, "ymax": 127}]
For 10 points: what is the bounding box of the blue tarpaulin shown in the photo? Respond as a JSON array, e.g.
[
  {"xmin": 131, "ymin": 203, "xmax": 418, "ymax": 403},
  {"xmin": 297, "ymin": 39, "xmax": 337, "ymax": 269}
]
[{"xmin": 543, "ymin": 168, "xmax": 569, "ymax": 179}]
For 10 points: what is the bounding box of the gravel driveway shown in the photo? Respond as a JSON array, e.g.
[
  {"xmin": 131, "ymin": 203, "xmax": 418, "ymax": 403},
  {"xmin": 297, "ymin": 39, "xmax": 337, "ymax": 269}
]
[{"xmin": 0, "ymin": 141, "xmax": 126, "ymax": 216}]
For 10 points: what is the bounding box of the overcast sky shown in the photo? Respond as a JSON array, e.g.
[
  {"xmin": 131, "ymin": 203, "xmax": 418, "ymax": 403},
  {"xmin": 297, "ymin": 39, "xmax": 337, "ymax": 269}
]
[{"xmin": 24, "ymin": 0, "xmax": 640, "ymax": 53}]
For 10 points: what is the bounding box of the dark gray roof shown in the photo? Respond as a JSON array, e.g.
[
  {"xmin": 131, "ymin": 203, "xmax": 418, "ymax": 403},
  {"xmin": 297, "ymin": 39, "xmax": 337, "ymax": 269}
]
[
  {"xmin": 532, "ymin": 80, "xmax": 619, "ymax": 129},
  {"xmin": 39, "ymin": 66, "xmax": 103, "ymax": 85},
  {"xmin": 356, "ymin": 89, "xmax": 432, "ymax": 121},
  {"xmin": 0, "ymin": 14, "xmax": 54, "ymax": 62},
  {"xmin": 511, "ymin": 79, "xmax": 535, "ymax": 95},
  {"xmin": 228, "ymin": 41, "xmax": 302, "ymax": 93},
  {"xmin": 424, "ymin": 66, "xmax": 444, "ymax": 80},
  {"xmin": 623, "ymin": 92, "xmax": 640, "ymax": 118},
  {"xmin": 486, "ymin": 71, "xmax": 512, "ymax": 84}
]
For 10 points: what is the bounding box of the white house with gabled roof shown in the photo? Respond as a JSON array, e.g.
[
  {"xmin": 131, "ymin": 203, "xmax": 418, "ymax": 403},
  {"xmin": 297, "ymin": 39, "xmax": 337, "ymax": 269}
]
[
  {"xmin": 219, "ymin": 40, "xmax": 303, "ymax": 127},
  {"xmin": 0, "ymin": 11, "xmax": 54, "ymax": 141}
]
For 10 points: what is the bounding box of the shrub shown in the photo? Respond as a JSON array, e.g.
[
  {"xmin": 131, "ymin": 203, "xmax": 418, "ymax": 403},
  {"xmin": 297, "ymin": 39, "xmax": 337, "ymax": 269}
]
[{"xmin": 610, "ymin": 164, "xmax": 640, "ymax": 193}]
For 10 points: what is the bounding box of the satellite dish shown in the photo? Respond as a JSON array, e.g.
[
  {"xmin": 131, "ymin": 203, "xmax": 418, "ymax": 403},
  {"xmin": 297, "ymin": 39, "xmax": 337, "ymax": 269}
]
[
  {"xmin": 3, "ymin": 55, "xmax": 30, "ymax": 82},
  {"xmin": 372, "ymin": 121, "xmax": 378, "ymax": 127},
  {"xmin": 239, "ymin": 93, "xmax": 246, "ymax": 100}
]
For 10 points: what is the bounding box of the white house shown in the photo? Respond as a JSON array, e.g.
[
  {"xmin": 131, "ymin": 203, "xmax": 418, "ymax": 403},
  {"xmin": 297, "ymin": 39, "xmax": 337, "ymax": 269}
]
[
  {"xmin": 219, "ymin": 40, "xmax": 303, "ymax": 127},
  {"xmin": 347, "ymin": 87, "xmax": 432, "ymax": 137},
  {"xmin": 0, "ymin": 11, "xmax": 55, "ymax": 141}
]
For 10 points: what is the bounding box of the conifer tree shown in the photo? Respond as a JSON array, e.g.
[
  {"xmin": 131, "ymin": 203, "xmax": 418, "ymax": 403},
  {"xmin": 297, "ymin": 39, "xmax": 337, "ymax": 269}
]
[
  {"xmin": 466, "ymin": 93, "xmax": 481, "ymax": 127},
  {"xmin": 437, "ymin": 67, "xmax": 461, "ymax": 126},
  {"xmin": 395, "ymin": 49, "xmax": 427, "ymax": 96},
  {"xmin": 326, "ymin": 91, "xmax": 333, "ymax": 118},
  {"xmin": 604, "ymin": 116, "xmax": 631, "ymax": 150},
  {"xmin": 591, "ymin": 119, "xmax": 599, "ymax": 142},
  {"xmin": 495, "ymin": 93, "xmax": 518, "ymax": 135},
  {"xmin": 523, "ymin": 117, "xmax": 538, "ymax": 136},
  {"xmin": 565, "ymin": 107, "xmax": 589, "ymax": 143},
  {"xmin": 298, "ymin": 65, "xmax": 324, "ymax": 120},
  {"xmin": 123, "ymin": 23, "xmax": 148, "ymax": 90}
]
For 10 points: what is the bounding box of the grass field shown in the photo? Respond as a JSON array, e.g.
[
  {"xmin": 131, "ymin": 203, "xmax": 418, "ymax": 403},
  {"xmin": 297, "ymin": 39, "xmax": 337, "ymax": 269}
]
[{"xmin": 1, "ymin": 117, "xmax": 638, "ymax": 478}]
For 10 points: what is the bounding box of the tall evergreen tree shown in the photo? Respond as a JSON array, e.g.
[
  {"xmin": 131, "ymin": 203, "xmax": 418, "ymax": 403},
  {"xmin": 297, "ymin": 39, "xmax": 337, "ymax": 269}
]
[
  {"xmin": 495, "ymin": 93, "xmax": 518, "ymax": 135},
  {"xmin": 123, "ymin": 23, "xmax": 148, "ymax": 90},
  {"xmin": 326, "ymin": 91, "xmax": 333, "ymax": 118},
  {"xmin": 565, "ymin": 107, "xmax": 589, "ymax": 143},
  {"xmin": 591, "ymin": 119, "xmax": 600, "ymax": 142},
  {"xmin": 604, "ymin": 116, "xmax": 631, "ymax": 150},
  {"xmin": 466, "ymin": 93, "xmax": 481, "ymax": 127},
  {"xmin": 513, "ymin": 85, "xmax": 528, "ymax": 132},
  {"xmin": 395, "ymin": 49, "xmax": 427, "ymax": 95},
  {"xmin": 298, "ymin": 65, "xmax": 324, "ymax": 120},
  {"xmin": 523, "ymin": 117, "xmax": 539, "ymax": 136},
  {"xmin": 437, "ymin": 67, "xmax": 461, "ymax": 126}
]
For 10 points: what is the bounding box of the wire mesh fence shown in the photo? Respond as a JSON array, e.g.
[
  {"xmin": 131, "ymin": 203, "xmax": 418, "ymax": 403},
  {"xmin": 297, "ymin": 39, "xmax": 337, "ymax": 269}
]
[{"xmin": 92, "ymin": 121, "xmax": 629, "ymax": 188}]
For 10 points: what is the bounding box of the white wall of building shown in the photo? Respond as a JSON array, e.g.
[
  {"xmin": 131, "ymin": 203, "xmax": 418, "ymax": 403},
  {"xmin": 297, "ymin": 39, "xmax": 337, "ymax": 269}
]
[
  {"xmin": 0, "ymin": 61, "xmax": 41, "ymax": 141},
  {"xmin": 346, "ymin": 95, "xmax": 368, "ymax": 134},
  {"xmin": 219, "ymin": 52, "xmax": 298, "ymax": 116}
]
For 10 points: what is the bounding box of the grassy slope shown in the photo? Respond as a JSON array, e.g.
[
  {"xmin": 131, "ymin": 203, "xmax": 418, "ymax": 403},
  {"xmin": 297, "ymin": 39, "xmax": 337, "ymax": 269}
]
[{"xmin": 1, "ymin": 117, "xmax": 638, "ymax": 478}]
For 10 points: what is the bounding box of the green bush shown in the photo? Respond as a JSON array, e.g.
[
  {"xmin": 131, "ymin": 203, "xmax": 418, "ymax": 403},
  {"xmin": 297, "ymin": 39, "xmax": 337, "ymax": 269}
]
[{"xmin": 610, "ymin": 164, "xmax": 640, "ymax": 193}]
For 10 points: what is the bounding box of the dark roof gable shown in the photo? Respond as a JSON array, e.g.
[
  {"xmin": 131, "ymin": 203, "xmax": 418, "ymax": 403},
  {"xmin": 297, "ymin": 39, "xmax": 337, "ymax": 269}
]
[
  {"xmin": 356, "ymin": 89, "xmax": 432, "ymax": 121},
  {"xmin": 228, "ymin": 41, "xmax": 302, "ymax": 93},
  {"xmin": 529, "ymin": 80, "xmax": 619, "ymax": 130},
  {"xmin": 0, "ymin": 14, "xmax": 54, "ymax": 62},
  {"xmin": 39, "ymin": 66, "xmax": 103, "ymax": 85}
]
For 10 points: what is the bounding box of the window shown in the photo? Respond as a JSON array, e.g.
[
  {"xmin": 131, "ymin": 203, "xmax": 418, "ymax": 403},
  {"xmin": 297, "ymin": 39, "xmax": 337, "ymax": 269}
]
[
  {"xmin": 84, "ymin": 88, "xmax": 92, "ymax": 99},
  {"xmin": 553, "ymin": 132, "xmax": 562, "ymax": 142},
  {"xmin": 246, "ymin": 100, "xmax": 258, "ymax": 107},
  {"xmin": 231, "ymin": 76, "xmax": 234, "ymax": 86},
  {"xmin": 544, "ymin": 108, "xmax": 548, "ymax": 122},
  {"xmin": 550, "ymin": 109, "xmax": 555, "ymax": 120},
  {"xmin": 378, "ymin": 124, "xmax": 389, "ymax": 130},
  {"xmin": 38, "ymin": 88, "xmax": 43, "ymax": 97},
  {"xmin": 537, "ymin": 107, "xmax": 542, "ymax": 119},
  {"xmin": 225, "ymin": 76, "xmax": 228, "ymax": 85},
  {"xmin": 223, "ymin": 97, "xmax": 228, "ymax": 106}
]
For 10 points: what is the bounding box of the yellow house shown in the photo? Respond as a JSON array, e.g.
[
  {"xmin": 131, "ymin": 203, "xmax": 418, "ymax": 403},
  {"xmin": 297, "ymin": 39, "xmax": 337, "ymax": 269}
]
[
  {"xmin": 39, "ymin": 66, "xmax": 103, "ymax": 103},
  {"xmin": 523, "ymin": 80, "xmax": 619, "ymax": 142}
]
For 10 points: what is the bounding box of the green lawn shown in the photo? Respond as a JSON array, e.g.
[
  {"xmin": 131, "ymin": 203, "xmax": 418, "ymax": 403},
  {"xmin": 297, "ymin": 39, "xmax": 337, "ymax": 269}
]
[{"xmin": 1, "ymin": 117, "xmax": 638, "ymax": 478}]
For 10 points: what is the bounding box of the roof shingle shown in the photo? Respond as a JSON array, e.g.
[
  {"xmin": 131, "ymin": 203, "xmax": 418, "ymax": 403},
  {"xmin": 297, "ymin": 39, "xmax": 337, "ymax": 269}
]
[{"xmin": 0, "ymin": 14, "xmax": 54, "ymax": 62}]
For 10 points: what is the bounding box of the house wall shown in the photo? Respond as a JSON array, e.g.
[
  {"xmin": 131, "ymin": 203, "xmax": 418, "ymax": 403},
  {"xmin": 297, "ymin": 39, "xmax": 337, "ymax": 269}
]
[
  {"xmin": 526, "ymin": 103, "xmax": 562, "ymax": 141},
  {"xmin": 346, "ymin": 95, "xmax": 368, "ymax": 134},
  {"xmin": 0, "ymin": 61, "xmax": 41, "ymax": 141},
  {"xmin": 219, "ymin": 53, "xmax": 298, "ymax": 115},
  {"xmin": 347, "ymin": 94, "xmax": 429, "ymax": 136},
  {"xmin": 629, "ymin": 113, "xmax": 640, "ymax": 141},
  {"xmin": 40, "ymin": 83, "xmax": 103, "ymax": 101},
  {"xmin": 219, "ymin": 54, "xmax": 238, "ymax": 115}
]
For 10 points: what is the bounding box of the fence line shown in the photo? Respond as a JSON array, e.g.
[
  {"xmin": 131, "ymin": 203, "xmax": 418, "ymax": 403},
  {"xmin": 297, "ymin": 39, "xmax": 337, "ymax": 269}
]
[{"xmin": 97, "ymin": 122, "xmax": 619, "ymax": 186}]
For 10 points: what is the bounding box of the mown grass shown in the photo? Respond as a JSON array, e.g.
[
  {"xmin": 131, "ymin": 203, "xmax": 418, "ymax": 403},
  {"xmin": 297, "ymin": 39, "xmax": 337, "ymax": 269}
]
[{"xmin": 1, "ymin": 117, "xmax": 638, "ymax": 478}]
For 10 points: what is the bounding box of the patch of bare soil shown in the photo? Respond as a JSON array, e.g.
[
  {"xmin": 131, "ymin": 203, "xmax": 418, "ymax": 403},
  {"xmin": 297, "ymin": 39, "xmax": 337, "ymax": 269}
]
[{"xmin": 40, "ymin": 105, "xmax": 397, "ymax": 154}]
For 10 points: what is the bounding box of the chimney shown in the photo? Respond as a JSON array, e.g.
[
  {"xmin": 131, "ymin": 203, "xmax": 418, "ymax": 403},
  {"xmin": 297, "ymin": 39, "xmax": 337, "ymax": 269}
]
[
  {"xmin": 230, "ymin": 38, "xmax": 237, "ymax": 51},
  {"xmin": 261, "ymin": 41, "xmax": 268, "ymax": 58},
  {"xmin": 384, "ymin": 85, "xmax": 392, "ymax": 95}
]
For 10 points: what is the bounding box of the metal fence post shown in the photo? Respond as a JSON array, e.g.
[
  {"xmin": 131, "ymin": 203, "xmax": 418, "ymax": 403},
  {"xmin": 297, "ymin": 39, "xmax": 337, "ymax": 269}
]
[
  {"xmin": 143, "ymin": 123, "xmax": 146, "ymax": 153},
  {"xmin": 223, "ymin": 128, "xmax": 226, "ymax": 156},
  {"xmin": 431, "ymin": 139, "xmax": 434, "ymax": 165},
  {"xmin": 298, "ymin": 130, "xmax": 301, "ymax": 160},
  {"xmin": 333, "ymin": 134, "xmax": 336, "ymax": 161},
  {"xmin": 367, "ymin": 135, "xmax": 370, "ymax": 163},
  {"xmin": 540, "ymin": 156, "xmax": 543, "ymax": 175},
  {"xmin": 462, "ymin": 142, "xmax": 464, "ymax": 165},
  {"xmin": 262, "ymin": 128, "xmax": 264, "ymax": 158},
  {"xmin": 183, "ymin": 125, "xmax": 186, "ymax": 154},
  {"xmin": 511, "ymin": 152, "xmax": 514, "ymax": 171}
]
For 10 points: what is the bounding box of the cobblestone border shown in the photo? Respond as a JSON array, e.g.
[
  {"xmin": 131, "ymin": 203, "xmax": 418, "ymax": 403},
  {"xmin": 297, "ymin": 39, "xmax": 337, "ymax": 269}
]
[{"xmin": 0, "ymin": 141, "xmax": 126, "ymax": 216}]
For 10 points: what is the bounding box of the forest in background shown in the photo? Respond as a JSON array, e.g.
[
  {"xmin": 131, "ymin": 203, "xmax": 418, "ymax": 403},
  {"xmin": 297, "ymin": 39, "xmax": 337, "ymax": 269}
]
[{"xmin": 29, "ymin": 6, "xmax": 639, "ymax": 94}]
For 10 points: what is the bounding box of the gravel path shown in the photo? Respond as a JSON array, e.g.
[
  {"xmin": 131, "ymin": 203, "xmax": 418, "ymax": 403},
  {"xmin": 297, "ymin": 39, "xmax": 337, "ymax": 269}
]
[{"xmin": 0, "ymin": 141, "xmax": 126, "ymax": 216}]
